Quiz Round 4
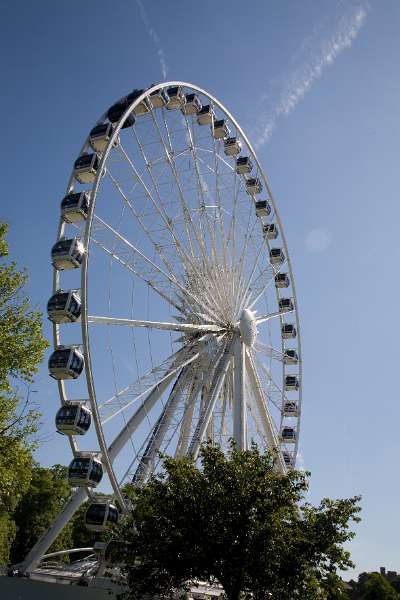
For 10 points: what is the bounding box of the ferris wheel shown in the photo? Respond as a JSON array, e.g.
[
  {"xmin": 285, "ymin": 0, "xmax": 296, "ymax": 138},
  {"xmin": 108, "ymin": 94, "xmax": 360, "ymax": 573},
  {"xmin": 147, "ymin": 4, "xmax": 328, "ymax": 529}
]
[{"xmin": 21, "ymin": 82, "xmax": 302, "ymax": 573}]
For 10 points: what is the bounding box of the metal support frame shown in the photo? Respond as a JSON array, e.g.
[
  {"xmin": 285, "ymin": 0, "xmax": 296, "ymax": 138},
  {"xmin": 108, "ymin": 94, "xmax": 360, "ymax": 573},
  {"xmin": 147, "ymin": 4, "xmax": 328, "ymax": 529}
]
[{"xmin": 233, "ymin": 337, "xmax": 247, "ymax": 450}]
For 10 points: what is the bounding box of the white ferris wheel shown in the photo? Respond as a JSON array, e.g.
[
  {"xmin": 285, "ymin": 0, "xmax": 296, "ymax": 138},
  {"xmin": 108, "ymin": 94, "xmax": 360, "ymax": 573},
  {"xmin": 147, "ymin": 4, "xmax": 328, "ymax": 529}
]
[{"xmin": 22, "ymin": 82, "xmax": 302, "ymax": 573}]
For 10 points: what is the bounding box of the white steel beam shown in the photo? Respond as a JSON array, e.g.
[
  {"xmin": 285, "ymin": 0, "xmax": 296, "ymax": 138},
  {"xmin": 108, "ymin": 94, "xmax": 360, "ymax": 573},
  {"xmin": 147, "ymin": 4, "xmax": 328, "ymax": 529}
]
[
  {"xmin": 88, "ymin": 315, "xmax": 222, "ymax": 333},
  {"xmin": 245, "ymin": 350, "xmax": 287, "ymax": 474},
  {"xmin": 233, "ymin": 338, "xmax": 247, "ymax": 450}
]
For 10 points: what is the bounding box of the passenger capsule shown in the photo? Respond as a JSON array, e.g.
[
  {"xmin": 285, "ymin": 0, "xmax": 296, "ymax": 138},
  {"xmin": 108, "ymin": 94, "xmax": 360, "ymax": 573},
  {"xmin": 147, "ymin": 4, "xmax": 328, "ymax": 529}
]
[
  {"xmin": 283, "ymin": 349, "xmax": 299, "ymax": 365},
  {"xmin": 269, "ymin": 248, "xmax": 285, "ymax": 266},
  {"xmin": 281, "ymin": 426, "xmax": 296, "ymax": 443},
  {"xmin": 279, "ymin": 297, "xmax": 295, "ymax": 313},
  {"xmin": 212, "ymin": 119, "xmax": 230, "ymax": 140},
  {"xmin": 165, "ymin": 86, "xmax": 186, "ymax": 110},
  {"xmin": 255, "ymin": 200, "xmax": 271, "ymax": 217},
  {"xmin": 223, "ymin": 137, "xmax": 242, "ymax": 156},
  {"xmin": 51, "ymin": 237, "xmax": 85, "ymax": 271},
  {"xmin": 89, "ymin": 123, "xmax": 117, "ymax": 153},
  {"xmin": 181, "ymin": 93, "xmax": 202, "ymax": 115},
  {"xmin": 126, "ymin": 89, "xmax": 148, "ymax": 115},
  {"xmin": 282, "ymin": 323, "xmax": 297, "ymax": 339},
  {"xmin": 246, "ymin": 178, "xmax": 263, "ymax": 195},
  {"xmin": 275, "ymin": 273, "xmax": 290, "ymax": 288},
  {"xmin": 47, "ymin": 290, "xmax": 81, "ymax": 324},
  {"xmin": 61, "ymin": 192, "xmax": 90, "ymax": 223},
  {"xmin": 148, "ymin": 88, "xmax": 167, "ymax": 108},
  {"xmin": 283, "ymin": 401, "xmax": 299, "ymax": 417},
  {"xmin": 107, "ymin": 97, "xmax": 136, "ymax": 128},
  {"xmin": 55, "ymin": 403, "xmax": 91, "ymax": 435},
  {"xmin": 236, "ymin": 156, "xmax": 253, "ymax": 174},
  {"xmin": 285, "ymin": 375, "xmax": 300, "ymax": 391},
  {"xmin": 85, "ymin": 501, "xmax": 119, "ymax": 532},
  {"xmin": 197, "ymin": 104, "xmax": 215, "ymax": 125},
  {"xmin": 263, "ymin": 223, "xmax": 279, "ymax": 240},
  {"xmin": 282, "ymin": 451, "xmax": 294, "ymax": 467},
  {"xmin": 68, "ymin": 454, "xmax": 103, "ymax": 487},
  {"xmin": 48, "ymin": 346, "xmax": 84, "ymax": 380},
  {"xmin": 73, "ymin": 153, "xmax": 101, "ymax": 184}
]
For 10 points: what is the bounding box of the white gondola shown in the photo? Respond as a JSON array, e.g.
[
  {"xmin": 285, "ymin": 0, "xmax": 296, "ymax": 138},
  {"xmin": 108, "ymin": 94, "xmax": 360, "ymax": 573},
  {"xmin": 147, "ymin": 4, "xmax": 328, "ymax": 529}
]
[
  {"xmin": 107, "ymin": 98, "xmax": 136, "ymax": 128},
  {"xmin": 181, "ymin": 93, "xmax": 202, "ymax": 115},
  {"xmin": 246, "ymin": 177, "xmax": 263, "ymax": 195},
  {"xmin": 282, "ymin": 323, "xmax": 297, "ymax": 339},
  {"xmin": 255, "ymin": 200, "xmax": 271, "ymax": 217},
  {"xmin": 281, "ymin": 426, "xmax": 296, "ymax": 443},
  {"xmin": 279, "ymin": 298, "xmax": 295, "ymax": 313},
  {"xmin": 282, "ymin": 451, "xmax": 294, "ymax": 468},
  {"xmin": 47, "ymin": 290, "xmax": 81, "ymax": 324},
  {"xmin": 61, "ymin": 192, "xmax": 90, "ymax": 224},
  {"xmin": 51, "ymin": 237, "xmax": 85, "ymax": 270},
  {"xmin": 283, "ymin": 401, "xmax": 299, "ymax": 417},
  {"xmin": 263, "ymin": 223, "xmax": 279, "ymax": 240},
  {"xmin": 55, "ymin": 402, "xmax": 92, "ymax": 435},
  {"xmin": 269, "ymin": 247, "xmax": 285, "ymax": 266},
  {"xmin": 283, "ymin": 349, "xmax": 299, "ymax": 365},
  {"xmin": 275, "ymin": 273, "xmax": 290, "ymax": 288},
  {"xmin": 126, "ymin": 89, "xmax": 148, "ymax": 115},
  {"xmin": 73, "ymin": 153, "xmax": 101, "ymax": 184},
  {"xmin": 165, "ymin": 86, "xmax": 186, "ymax": 110},
  {"xmin": 68, "ymin": 453, "xmax": 103, "ymax": 487},
  {"xmin": 236, "ymin": 156, "xmax": 253, "ymax": 174},
  {"xmin": 48, "ymin": 346, "xmax": 84, "ymax": 380},
  {"xmin": 85, "ymin": 501, "xmax": 119, "ymax": 532},
  {"xmin": 148, "ymin": 88, "xmax": 167, "ymax": 108},
  {"xmin": 212, "ymin": 119, "xmax": 230, "ymax": 139},
  {"xmin": 224, "ymin": 136, "xmax": 242, "ymax": 156},
  {"xmin": 285, "ymin": 375, "xmax": 300, "ymax": 391},
  {"xmin": 197, "ymin": 104, "xmax": 215, "ymax": 125},
  {"xmin": 89, "ymin": 123, "xmax": 118, "ymax": 153}
]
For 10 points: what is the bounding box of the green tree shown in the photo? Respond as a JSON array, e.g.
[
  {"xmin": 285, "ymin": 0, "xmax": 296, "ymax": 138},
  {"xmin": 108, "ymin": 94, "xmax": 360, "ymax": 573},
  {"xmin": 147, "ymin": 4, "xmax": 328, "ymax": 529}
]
[
  {"xmin": 358, "ymin": 572, "xmax": 399, "ymax": 600},
  {"xmin": 0, "ymin": 222, "xmax": 49, "ymax": 563},
  {"xmin": 117, "ymin": 443, "xmax": 361, "ymax": 600},
  {"xmin": 391, "ymin": 576, "xmax": 400, "ymax": 594},
  {"xmin": 10, "ymin": 465, "xmax": 74, "ymax": 563}
]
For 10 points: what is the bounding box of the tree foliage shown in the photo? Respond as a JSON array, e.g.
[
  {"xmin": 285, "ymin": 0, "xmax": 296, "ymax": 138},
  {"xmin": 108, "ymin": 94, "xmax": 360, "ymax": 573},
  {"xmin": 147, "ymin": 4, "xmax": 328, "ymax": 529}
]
[
  {"xmin": 357, "ymin": 572, "xmax": 399, "ymax": 600},
  {"xmin": 117, "ymin": 443, "xmax": 361, "ymax": 600},
  {"xmin": 0, "ymin": 222, "xmax": 49, "ymax": 563}
]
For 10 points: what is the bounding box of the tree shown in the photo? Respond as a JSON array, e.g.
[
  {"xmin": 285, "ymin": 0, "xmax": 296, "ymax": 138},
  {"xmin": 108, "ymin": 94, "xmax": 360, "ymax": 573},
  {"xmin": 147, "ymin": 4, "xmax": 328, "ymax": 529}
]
[
  {"xmin": 117, "ymin": 443, "xmax": 361, "ymax": 600},
  {"xmin": 10, "ymin": 465, "xmax": 74, "ymax": 563},
  {"xmin": 358, "ymin": 572, "xmax": 399, "ymax": 600},
  {"xmin": 0, "ymin": 222, "xmax": 49, "ymax": 563}
]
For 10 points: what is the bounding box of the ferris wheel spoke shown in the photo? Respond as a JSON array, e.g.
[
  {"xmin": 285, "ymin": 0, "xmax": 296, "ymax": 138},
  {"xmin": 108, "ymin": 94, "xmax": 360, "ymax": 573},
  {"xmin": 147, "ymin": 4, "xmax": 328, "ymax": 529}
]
[
  {"xmin": 100, "ymin": 334, "xmax": 220, "ymax": 423},
  {"xmin": 181, "ymin": 114, "xmax": 232, "ymax": 314},
  {"xmin": 254, "ymin": 341, "xmax": 286, "ymax": 362},
  {"xmin": 92, "ymin": 214, "xmax": 222, "ymax": 323},
  {"xmin": 127, "ymin": 127, "xmax": 218, "ymax": 295},
  {"xmin": 87, "ymin": 315, "xmax": 222, "ymax": 333},
  {"xmin": 105, "ymin": 166, "xmax": 222, "ymax": 325},
  {"xmin": 89, "ymin": 231, "xmax": 186, "ymax": 315},
  {"xmin": 245, "ymin": 350, "xmax": 286, "ymax": 473},
  {"xmin": 253, "ymin": 354, "xmax": 288, "ymax": 412}
]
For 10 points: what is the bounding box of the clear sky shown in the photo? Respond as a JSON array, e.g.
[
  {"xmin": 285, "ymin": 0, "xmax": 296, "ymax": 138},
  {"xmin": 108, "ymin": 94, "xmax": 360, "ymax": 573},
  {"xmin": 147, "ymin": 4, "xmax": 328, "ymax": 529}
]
[{"xmin": 1, "ymin": 0, "xmax": 400, "ymax": 577}]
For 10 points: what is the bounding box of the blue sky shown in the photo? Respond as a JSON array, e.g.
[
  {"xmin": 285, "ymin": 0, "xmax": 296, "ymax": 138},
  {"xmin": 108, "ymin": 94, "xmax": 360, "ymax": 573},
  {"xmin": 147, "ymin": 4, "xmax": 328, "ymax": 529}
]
[{"xmin": 2, "ymin": 0, "xmax": 400, "ymax": 577}]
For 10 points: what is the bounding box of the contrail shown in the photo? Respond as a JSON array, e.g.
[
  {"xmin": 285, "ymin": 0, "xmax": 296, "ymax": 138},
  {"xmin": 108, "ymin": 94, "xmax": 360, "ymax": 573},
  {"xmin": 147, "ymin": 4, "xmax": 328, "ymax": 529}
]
[
  {"xmin": 254, "ymin": 3, "xmax": 369, "ymax": 147},
  {"xmin": 136, "ymin": 0, "xmax": 168, "ymax": 80}
]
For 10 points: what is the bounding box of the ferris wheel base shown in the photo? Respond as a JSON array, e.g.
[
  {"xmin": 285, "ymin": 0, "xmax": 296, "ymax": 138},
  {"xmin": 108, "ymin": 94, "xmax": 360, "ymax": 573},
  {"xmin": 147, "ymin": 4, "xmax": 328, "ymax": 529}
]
[
  {"xmin": 0, "ymin": 574, "xmax": 117, "ymax": 599},
  {"xmin": 1, "ymin": 572, "xmax": 224, "ymax": 599}
]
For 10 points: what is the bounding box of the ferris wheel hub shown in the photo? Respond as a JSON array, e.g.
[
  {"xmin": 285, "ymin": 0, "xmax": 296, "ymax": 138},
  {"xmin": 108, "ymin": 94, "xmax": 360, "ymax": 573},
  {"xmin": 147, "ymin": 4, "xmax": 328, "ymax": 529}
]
[{"xmin": 239, "ymin": 308, "xmax": 258, "ymax": 347}]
